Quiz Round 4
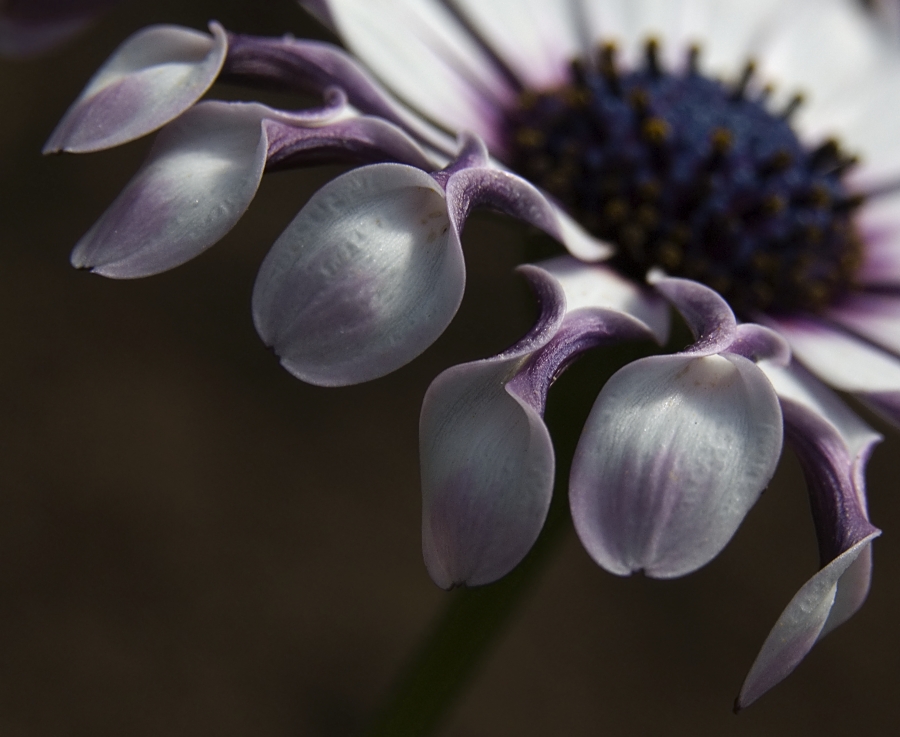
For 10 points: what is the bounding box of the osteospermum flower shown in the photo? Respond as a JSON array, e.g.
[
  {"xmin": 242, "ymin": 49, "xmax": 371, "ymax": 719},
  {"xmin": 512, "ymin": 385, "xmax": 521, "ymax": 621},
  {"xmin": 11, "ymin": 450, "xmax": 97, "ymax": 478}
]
[{"xmin": 46, "ymin": 0, "xmax": 898, "ymax": 708}]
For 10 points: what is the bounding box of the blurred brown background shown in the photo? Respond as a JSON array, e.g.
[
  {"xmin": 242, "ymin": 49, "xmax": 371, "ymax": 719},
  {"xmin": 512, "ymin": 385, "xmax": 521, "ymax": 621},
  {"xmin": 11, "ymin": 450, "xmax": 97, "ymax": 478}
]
[{"xmin": 2, "ymin": 1, "xmax": 899, "ymax": 735}]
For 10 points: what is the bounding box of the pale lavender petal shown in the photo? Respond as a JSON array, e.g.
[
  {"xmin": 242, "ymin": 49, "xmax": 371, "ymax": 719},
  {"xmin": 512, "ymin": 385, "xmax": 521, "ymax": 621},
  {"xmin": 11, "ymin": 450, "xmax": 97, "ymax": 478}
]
[
  {"xmin": 420, "ymin": 268, "xmax": 565, "ymax": 589},
  {"xmin": 728, "ymin": 324, "xmax": 791, "ymax": 366},
  {"xmin": 571, "ymin": 353, "xmax": 783, "ymax": 578},
  {"xmin": 71, "ymin": 101, "xmax": 268, "ymax": 278},
  {"xmin": 44, "ymin": 22, "xmax": 227, "ymax": 153},
  {"xmin": 422, "ymin": 262, "xmax": 666, "ymax": 589},
  {"xmin": 447, "ymin": 0, "xmax": 582, "ymax": 88},
  {"xmin": 856, "ymin": 193, "xmax": 900, "ymax": 287},
  {"xmin": 737, "ymin": 364, "xmax": 881, "ymax": 709},
  {"xmin": 264, "ymin": 113, "xmax": 434, "ymax": 171},
  {"xmin": 252, "ymin": 164, "xmax": 464, "ymax": 386},
  {"xmin": 649, "ymin": 274, "xmax": 737, "ymax": 357},
  {"xmin": 535, "ymin": 256, "xmax": 670, "ymax": 342},
  {"xmin": 826, "ymin": 292, "xmax": 900, "ymax": 356},
  {"xmin": 437, "ymin": 133, "xmax": 613, "ymax": 261},
  {"xmin": 767, "ymin": 316, "xmax": 900, "ymax": 423},
  {"xmin": 222, "ymin": 32, "xmax": 455, "ymax": 155},
  {"xmin": 298, "ymin": 0, "xmax": 516, "ymax": 151},
  {"xmin": 737, "ymin": 533, "xmax": 879, "ymax": 710}
]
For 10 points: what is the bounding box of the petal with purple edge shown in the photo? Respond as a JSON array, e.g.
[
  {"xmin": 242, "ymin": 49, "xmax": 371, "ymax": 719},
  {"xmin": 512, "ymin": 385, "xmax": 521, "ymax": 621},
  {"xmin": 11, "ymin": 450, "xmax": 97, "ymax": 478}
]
[
  {"xmin": 649, "ymin": 274, "xmax": 737, "ymax": 356},
  {"xmin": 44, "ymin": 23, "xmax": 227, "ymax": 153},
  {"xmin": 447, "ymin": 0, "xmax": 582, "ymax": 88},
  {"xmin": 737, "ymin": 363, "xmax": 881, "ymax": 708},
  {"xmin": 71, "ymin": 101, "xmax": 269, "ymax": 278},
  {"xmin": 310, "ymin": 0, "xmax": 515, "ymax": 151},
  {"xmin": 736, "ymin": 532, "xmax": 879, "ymax": 710},
  {"xmin": 571, "ymin": 352, "xmax": 783, "ymax": 578},
  {"xmin": 252, "ymin": 163, "xmax": 464, "ymax": 386},
  {"xmin": 421, "ymin": 358, "xmax": 556, "ymax": 589},
  {"xmin": 768, "ymin": 316, "xmax": 900, "ymax": 393}
]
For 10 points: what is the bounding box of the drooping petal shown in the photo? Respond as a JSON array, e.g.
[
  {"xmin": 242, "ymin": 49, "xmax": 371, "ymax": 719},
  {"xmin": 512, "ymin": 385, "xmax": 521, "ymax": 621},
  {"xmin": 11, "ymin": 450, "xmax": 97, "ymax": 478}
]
[
  {"xmin": 253, "ymin": 163, "xmax": 464, "ymax": 386},
  {"xmin": 737, "ymin": 364, "xmax": 881, "ymax": 709},
  {"xmin": 71, "ymin": 101, "xmax": 269, "ymax": 278},
  {"xmin": 737, "ymin": 533, "xmax": 879, "ymax": 710},
  {"xmin": 422, "ymin": 261, "xmax": 666, "ymax": 589},
  {"xmin": 44, "ymin": 22, "xmax": 227, "ymax": 153},
  {"xmin": 571, "ymin": 352, "xmax": 783, "ymax": 578},
  {"xmin": 421, "ymin": 266, "xmax": 565, "ymax": 589}
]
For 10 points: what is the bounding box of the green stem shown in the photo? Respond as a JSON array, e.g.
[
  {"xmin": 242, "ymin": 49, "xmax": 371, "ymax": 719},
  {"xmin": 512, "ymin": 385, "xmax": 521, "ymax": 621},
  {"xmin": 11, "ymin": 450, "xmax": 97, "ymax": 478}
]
[{"xmin": 362, "ymin": 341, "xmax": 657, "ymax": 737}]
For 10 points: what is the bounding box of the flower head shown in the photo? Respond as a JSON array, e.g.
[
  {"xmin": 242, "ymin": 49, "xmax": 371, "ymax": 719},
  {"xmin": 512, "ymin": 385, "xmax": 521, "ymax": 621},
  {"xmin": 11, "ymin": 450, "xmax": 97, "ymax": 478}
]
[{"xmin": 47, "ymin": 0, "xmax": 897, "ymax": 707}]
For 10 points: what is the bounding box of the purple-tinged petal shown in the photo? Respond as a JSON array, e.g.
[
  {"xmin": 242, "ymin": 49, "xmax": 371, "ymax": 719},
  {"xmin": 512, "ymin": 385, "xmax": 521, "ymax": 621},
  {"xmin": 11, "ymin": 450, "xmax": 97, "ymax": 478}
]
[
  {"xmin": 297, "ymin": 0, "xmax": 517, "ymax": 152},
  {"xmin": 737, "ymin": 533, "xmax": 879, "ymax": 710},
  {"xmin": 737, "ymin": 364, "xmax": 881, "ymax": 709},
  {"xmin": 447, "ymin": 0, "xmax": 582, "ymax": 88},
  {"xmin": 222, "ymin": 32, "xmax": 455, "ymax": 155},
  {"xmin": 44, "ymin": 22, "xmax": 227, "ymax": 153},
  {"xmin": 264, "ymin": 112, "xmax": 435, "ymax": 171},
  {"xmin": 535, "ymin": 256, "xmax": 670, "ymax": 341},
  {"xmin": 435, "ymin": 133, "xmax": 613, "ymax": 261},
  {"xmin": 649, "ymin": 274, "xmax": 737, "ymax": 356},
  {"xmin": 826, "ymin": 292, "xmax": 900, "ymax": 356},
  {"xmin": 71, "ymin": 101, "xmax": 268, "ymax": 278},
  {"xmin": 421, "ymin": 267, "xmax": 565, "ymax": 589},
  {"xmin": 728, "ymin": 324, "xmax": 791, "ymax": 366},
  {"xmin": 856, "ymin": 193, "xmax": 900, "ymax": 287},
  {"xmin": 571, "ymin": 352, "xmax": 783, "ymax": 578},
  {"xmin": 768, "ymin": 315, "xmax": 900, "ymax": 392},
  {"xmin": 253, "ymin": 163, "xmax": 463, "ymax": 386},
  {"xmin": 422, "ymin": 262, "xmax": 666, "ymax": 589}
]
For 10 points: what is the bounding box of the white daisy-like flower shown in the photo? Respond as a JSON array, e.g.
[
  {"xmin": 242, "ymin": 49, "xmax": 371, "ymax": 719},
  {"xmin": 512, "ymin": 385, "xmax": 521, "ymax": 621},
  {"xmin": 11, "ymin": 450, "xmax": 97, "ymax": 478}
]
[{"xmin": 45, "ymin": 0, "xmax": 899, "ymax": 708}]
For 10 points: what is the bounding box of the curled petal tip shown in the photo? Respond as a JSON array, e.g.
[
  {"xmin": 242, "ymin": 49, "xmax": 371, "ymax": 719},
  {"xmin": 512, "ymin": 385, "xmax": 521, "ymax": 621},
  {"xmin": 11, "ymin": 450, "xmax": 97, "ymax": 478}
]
[
  {"xmin": 44, "ymin": 22, "xmax": 227, "ymax": 154},
  {"xmin": 253, "ymin": 163, "xmax": 465, "ymax": 386},
  {"xmin": 71, "ymin": 101, "xmax": 267, "ymax": 278}
]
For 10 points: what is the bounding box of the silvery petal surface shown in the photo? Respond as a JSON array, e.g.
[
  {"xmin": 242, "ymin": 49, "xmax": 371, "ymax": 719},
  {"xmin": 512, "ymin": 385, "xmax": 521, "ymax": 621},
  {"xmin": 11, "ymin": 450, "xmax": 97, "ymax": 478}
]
[
  {"xmin": 253, "ymin": 163, "xmax": 464, "ymax": 386},
  {"xmin": 571, "ymin": 351, "xmax": 783, "ymax": 578},
  {"xmin": 71, "ymin": 101, "xmax": 269, "ymax": 278},
  {"xmin": 421, "ymin": 266, "xmax": 565, "ymax": 589},
  {"xmin": 737, "ymin": 364, "xmax": 881, "ymax": 708},
  {"xmin": 44, "ymin": 23, "xmax": 227, "ymax": 153},
  {"xmin": 422, "ymin": 261, "xmax": 666, "ymax": 589}
]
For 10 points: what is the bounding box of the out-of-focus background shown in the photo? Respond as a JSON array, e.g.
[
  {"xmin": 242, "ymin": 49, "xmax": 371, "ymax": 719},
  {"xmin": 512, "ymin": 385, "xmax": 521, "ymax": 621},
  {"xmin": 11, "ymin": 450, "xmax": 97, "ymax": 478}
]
[{"xmin": 2, "ymin": 2, "xmax": 899, "ymax": 735}]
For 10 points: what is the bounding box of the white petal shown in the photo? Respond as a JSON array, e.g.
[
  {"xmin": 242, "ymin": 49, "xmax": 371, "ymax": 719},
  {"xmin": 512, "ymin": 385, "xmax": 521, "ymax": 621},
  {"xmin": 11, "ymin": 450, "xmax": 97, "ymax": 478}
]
[
  {"xmin": 71, "ymin": 101, "xmax": 268, "ymax": 278},
  {"xmin": 737, "ymin": 533, "xmax": 879, "ymax": 709},
  {"xmin": 252, "ymin": 163, "xmax": 465, "ymax": 386},
  {"xmin": 44, "ymin": 23, "xmax": 227, "ymax": 153},
  {"xmin": 450, "ymin": 0, "xmax": 582, "ymax": 87},
  {"xmin": 760, "ymin": 362, "xmax": 880, "ymax": 461},
  {"xmin": 535, "ymin": 256, "xmax": 669, "ymax": 341},
  {"xmin": 826, "ymin": 293, "xmax": 900, "ymax": 357},
  {"xmin": 571, "ymin": 353, "xmax": 783, "ymax": 578},
  {"xmin": 319, "ymin": 0, "xmax": 515, "ymax": 148},
  {"xmin": 421, "ymin": 359, "xmax": 555, "ymax": 589},
  {"xmin": 856, "ymin": 194, "xmax": 900, "ymax": 287},
  {"xmin": 768, "ymin": 316, "xmax": 900, "ymax": 393}
]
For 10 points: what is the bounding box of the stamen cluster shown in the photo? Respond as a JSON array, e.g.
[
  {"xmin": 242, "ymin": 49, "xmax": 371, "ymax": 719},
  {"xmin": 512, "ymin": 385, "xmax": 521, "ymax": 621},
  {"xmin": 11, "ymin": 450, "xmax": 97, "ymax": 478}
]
[{"xmin": 509, "ymin": 41, "xmax": 864, "ymax": 316}]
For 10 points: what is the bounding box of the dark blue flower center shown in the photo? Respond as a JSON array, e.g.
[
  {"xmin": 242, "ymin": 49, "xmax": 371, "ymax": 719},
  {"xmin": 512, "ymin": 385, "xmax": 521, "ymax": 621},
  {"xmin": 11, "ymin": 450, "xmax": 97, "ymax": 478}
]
[{"xmin": 508, "ymin": 41, "xmax": 864, "ymax": 316}]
